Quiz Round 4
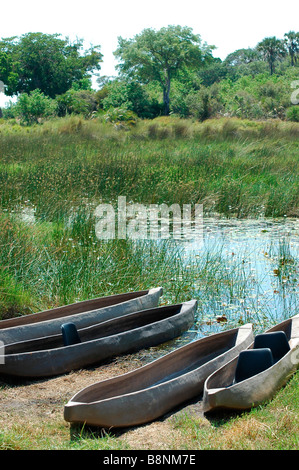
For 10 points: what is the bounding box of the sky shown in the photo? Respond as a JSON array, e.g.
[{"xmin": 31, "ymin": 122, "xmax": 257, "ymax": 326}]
[{"xmin": 0, "ymin": 0, "xmax": 298, "ymax": 107}]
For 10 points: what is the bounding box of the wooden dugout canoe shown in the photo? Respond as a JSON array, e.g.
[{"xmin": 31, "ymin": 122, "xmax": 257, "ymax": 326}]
[
  {"xmin": 0, "ymin": 300, "xmax": 196, "ymax": 378},
  {"xmin": 63, "ymin": 323, "xmax": 253, "ymax": 428},
  {"xmin": 0, "ymin": 287, "xmax": 163, "ymax": 345},
  {"xmin": 202, "ymin": 314, "xmax": 299, "ymax": 413}
]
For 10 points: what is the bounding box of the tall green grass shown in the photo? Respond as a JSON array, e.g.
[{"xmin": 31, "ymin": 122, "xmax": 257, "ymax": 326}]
[
  {"xmin": 0, "ymin": 116, "xmax": 298, "ymax": 219},
  {"xmin": 0, "ymin": 210, "xmax": 239, "ymax": 319},
  {"xmin": 0, "ymin": 212, "xmax": 192, "ymax": 316}
]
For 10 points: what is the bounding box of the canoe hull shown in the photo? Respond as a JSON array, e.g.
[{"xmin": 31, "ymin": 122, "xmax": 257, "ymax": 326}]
[
  {"xmin": 203, "ymin": 314, "xmax": 299, "ymax": 412},
  {"xmin": 64, "ymin": 324, "xmax": 254, "ymax": 428},
  {"xmin": 0, "ymin": 287, "xmax": 163, "ymax": 344},
  {"xmin": 203, "ymin": 347, "xmax": 299, "ymax": 412},
  {"xmin": 0, "ymin": 300, "xmax": 196, "ymax": 378}
]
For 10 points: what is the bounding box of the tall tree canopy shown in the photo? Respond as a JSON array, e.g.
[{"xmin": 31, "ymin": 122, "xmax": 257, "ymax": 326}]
[
  {"xmin": 284, "ymin": 31, "xmax": 299, "ymax": 66},
  {"xmin": 257, "ymin": 37, "xmax": 286, "ymax": 75},
  {"xmin": 0, "ymin": 33, "xmax": 103, "ymax": 98},
  {"xmin": 114, "ymin": 25, "xmax": 214, "ymax": 115},
  {"xmin": 0, "ymin": 37, "xmax": 19, "ymax": 95},
  {"xmin": 224, "ymin": 48, "xmax": 263, "ymax": 67}
]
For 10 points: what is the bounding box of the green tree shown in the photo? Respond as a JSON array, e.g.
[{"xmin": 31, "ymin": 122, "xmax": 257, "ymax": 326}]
[
  {"xmin": 114, "ymin": 25, "xmax": 214, "ymax": 115},
  {"xmin": 223, "ymin": 48, "xmax": 267, "ymax": 79},
  {"xmin": 257, "ymin": 37, "xmax": 286, "ymax": 75},
  {"xmin": 284, "ymin": 31, "xmax": 299, "ymax": 66},
  {"xmin": 15, "ymin": 89, "xmax": 57, "ymax": 124},
  {"xmin": 0, "ymin": 33, "xmax": 103, "ymax": 98},
  {"xmin": 224, "ymin": 48, "xmax": 263, "ymax": 67},
  {"xmin": 0, "ymin": 38, "xmax": 19, "ymax": 95},
  {"xmin": 197, "ymin": 58, "xmax": 228, "ymax": 86},
  {"xmin": 102, "ymin": 78, "xmax": 162, "ymax": 118},
  {"xmin": 56, "ymin": 88, "xmax": 98, "ymax": 117}
]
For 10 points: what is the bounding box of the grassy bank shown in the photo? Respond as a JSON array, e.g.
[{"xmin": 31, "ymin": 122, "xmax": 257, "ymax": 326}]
[
  {"xmin": 0, "ymin": 360, "xmax": 298, "ymax": 450},
  {"xmin": 171, "ymin": 370, "xmax": 299, "ymax": 450}
]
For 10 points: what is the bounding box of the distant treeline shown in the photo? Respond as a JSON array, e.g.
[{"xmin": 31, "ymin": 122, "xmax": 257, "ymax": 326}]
[{"xmin": 0, "ymin": 27, "xmax": 298, "ymax": 124}]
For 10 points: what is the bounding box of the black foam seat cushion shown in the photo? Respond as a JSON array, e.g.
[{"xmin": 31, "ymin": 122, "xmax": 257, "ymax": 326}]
[
  {"xmin": 61, "ymin": 322, "xmax": 81, "ymax": 346},
  {"xmin": 253, "ymin": 331, "xmax": 290, "ymax": 362},
  {"xmin": 235, "ymin": 348, "xmax": 273, "ymax": 383}
]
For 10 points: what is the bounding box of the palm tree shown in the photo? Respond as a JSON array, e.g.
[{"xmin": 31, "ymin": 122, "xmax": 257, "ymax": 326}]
[
  {"xmin": 257, "ymin": 37, "xmax": 286, "ymax": 75},
  {"xmin": 284, "ymin": 31, "xmax": 299, "ymax": 66}
]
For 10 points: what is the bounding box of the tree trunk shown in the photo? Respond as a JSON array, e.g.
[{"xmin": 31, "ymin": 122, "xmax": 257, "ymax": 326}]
[
  {"xmin": 163, "ymin": 75, "xmax": 171, "ymax": 115},
  {"xmin": 269, "ymin": 58, "xmax": 275, "ymax": 75},
  {"xmin": 290, "ymin": 51, "xmax": 294, "ymax": 66}
]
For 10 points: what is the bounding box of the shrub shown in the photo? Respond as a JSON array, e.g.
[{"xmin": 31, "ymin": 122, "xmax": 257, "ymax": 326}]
[
  {"xmin": 56, "ymin": 89, "xmax": 98, "ymax": 117},
  {"xmin": 286, "ymin": 106, "xmax": 299, "ymax": 122},
  {"xmin": 104, "ymin": 107, "xmax": 138, "ymax": 126},
  {"xmin": 102, "ymin": 79, "xmax": 162, "ymax": 119},
  {"xmin": 1, "ymin": 101, "xmax": 17, "ymax": 120},
  {"xmin": 15, "ymin": 90, "xmax": 57, "ymax": 124},
  {"xmin": 184, "ymin": 88, "xmax": 212, "ymax": 121}
]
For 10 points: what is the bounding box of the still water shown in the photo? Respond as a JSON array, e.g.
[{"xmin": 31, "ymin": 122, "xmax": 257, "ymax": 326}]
[
  {"xmin": 16, "ymin": 206, "xmax": 299, "ymax": 334},
  {"xmin": 143, "ymin": 216, "xmax": 299, "ymax": 361},
  {"xmin": 194, "ymin": 217, "xmax": 298, "ymax": 327},
  {"xmin": 15, "ymin": 206, "xmax": 299, "ymax": 362}
]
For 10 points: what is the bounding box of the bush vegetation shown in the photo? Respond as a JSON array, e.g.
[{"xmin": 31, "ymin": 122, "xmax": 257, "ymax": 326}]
[{"xmin": 0, "ymin": 28, "xmax": 298, "ymax": 124}]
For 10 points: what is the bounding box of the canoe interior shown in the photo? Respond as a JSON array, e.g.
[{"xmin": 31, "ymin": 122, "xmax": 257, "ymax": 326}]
[
  {"xmin": 0, "ymin": 290, "xmax": 150, "ymax": 329},
  {"xmin": 268, "ymin": 317, "xmax": 293, "ymax": 338},
  {"xmin": 5, "ymin": 303, "xmax": 186, "ymax": 355},
  {"xmin": 70, "ymin": 327, "xmax": 242, "ymax": 404}
]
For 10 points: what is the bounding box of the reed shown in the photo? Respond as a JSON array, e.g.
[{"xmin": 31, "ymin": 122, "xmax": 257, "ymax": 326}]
[{"xmin": 0, "ymin": 117, "xmax": 298, "ymax": 219}]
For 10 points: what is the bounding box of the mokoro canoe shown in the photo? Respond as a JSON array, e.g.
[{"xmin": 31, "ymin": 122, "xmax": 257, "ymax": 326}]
[
  {"xmin": 0, "ymin": 300, "xmax": 197, "ymax": 378},
  {"xmin": 203, "ymin": 314, "xmax": 299, "ymax": 412},
  {"xmin": 63, "ymin": 323, "xmax": 253, "ymax": 428},
  {"xmin": 0, "ymin": 287, "xmax": 163, "ymax": 344}
]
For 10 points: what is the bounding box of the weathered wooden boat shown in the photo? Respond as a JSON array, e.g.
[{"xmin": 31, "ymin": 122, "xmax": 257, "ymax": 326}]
[
  {"xmin": 63, "ymin": 323, "xmax": 253, "ymax": 428},
  {"xmin": 0, "ymin": 287, "xmax": 163, "ymax": 344},
  {"xmin": 0, "ymin": 300, "xmax": 197, "ymax": 378},
  {"xmin": 203, "ymin": 314, "xmax": 299, "ymax": 413}
]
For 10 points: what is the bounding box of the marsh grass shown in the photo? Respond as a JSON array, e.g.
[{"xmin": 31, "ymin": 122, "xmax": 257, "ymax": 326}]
[
  {"xmin": 0, "ymin": 210, "xmax": 233, "ymax": 319},
  {"xmin": 0, "ymin": 212, "xmax": 196, "ymax": 316},
  {"xmin": 0, "ymin": 208, "xmax": 297, "ymax": 341},
  {"xmin": 0, "ymin": 116, "xmax": 298, "ymax": 219}
]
